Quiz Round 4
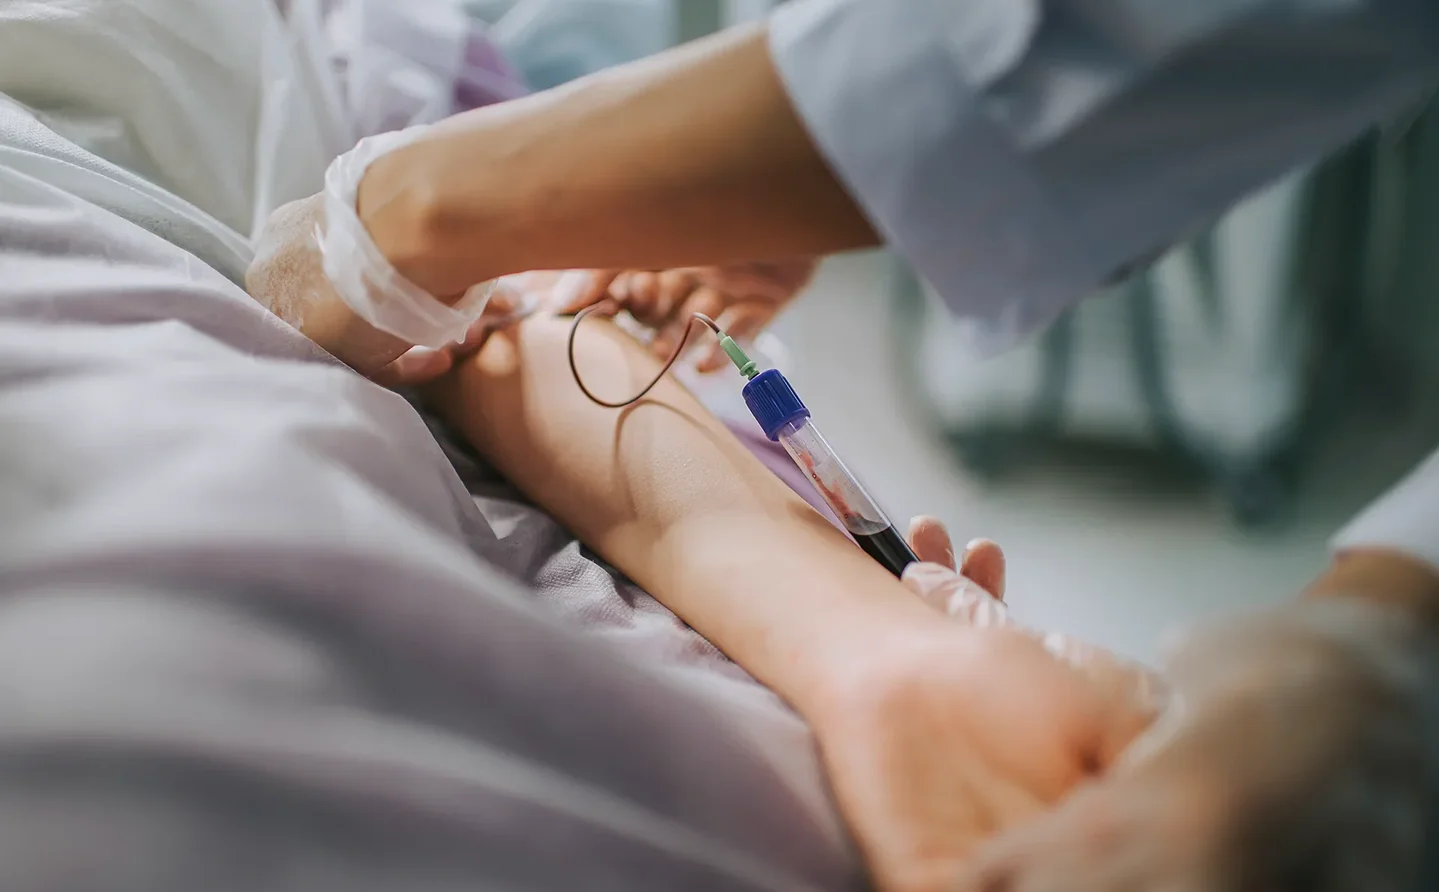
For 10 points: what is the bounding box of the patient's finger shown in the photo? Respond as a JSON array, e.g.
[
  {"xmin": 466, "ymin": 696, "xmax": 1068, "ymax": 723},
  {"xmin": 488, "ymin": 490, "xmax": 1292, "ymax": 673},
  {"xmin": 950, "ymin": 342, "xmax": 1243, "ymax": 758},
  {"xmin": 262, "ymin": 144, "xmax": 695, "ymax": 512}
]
[
  {"xmin": 907, "ymin": 515, "xmax": 956, "ymax": 571},
  {"xmin": 960, "ymin": 539, "xmax": 1006, "ymax": 602}
]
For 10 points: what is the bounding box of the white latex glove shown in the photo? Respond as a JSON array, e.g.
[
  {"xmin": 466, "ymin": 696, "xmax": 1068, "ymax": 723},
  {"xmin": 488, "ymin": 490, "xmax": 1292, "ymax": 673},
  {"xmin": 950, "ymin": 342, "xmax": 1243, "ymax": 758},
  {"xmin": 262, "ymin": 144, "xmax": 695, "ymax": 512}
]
[
  {"xmin": 901, "ymin": 516, "xmax": 1168, "ymax": 722},
  {"xmin": 247, "ymin": 193, "xmax": 523, "ymax": 388},
  {"xmin": 816, "ymin": 518, "xmax": 1167, "ymax": 892},
  {"xmin": 904, "ymin": 519, "xmax": 1438, "ymax": 892}
]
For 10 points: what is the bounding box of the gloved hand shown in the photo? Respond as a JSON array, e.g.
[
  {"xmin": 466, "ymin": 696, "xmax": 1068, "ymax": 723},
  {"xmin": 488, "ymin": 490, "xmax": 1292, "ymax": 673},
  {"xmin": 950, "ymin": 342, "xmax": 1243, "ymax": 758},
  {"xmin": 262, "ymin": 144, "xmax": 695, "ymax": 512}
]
[
  {"xmin": 902, "ymin": 516, "xmax": 1167, "ymax": 742},
  {"xmin": 814, "ymin": 518, "xmax": 1165, "ymax": 892},
  {"xmin": 558, "ymin": 259, "xmax": 818, "ymax": 372},
  {"xmin": 246, "ymin": 193, "xmax": 521, "ymax": 388},
  {"xmin": 948, "ymin": 592, "xmax": 1439, "ymax": 892},
  {"xmin": 369, "ymin": 287, "xmax": 525, "ymax": 388}
]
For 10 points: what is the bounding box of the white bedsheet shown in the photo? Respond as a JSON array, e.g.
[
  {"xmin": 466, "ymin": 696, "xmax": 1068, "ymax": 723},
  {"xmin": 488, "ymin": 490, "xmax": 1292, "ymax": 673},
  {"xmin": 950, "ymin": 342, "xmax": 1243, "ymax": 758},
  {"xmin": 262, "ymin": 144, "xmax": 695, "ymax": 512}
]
[{"xmin": 0, "ymin": 1, "xmax": 859, "ymax": 888}]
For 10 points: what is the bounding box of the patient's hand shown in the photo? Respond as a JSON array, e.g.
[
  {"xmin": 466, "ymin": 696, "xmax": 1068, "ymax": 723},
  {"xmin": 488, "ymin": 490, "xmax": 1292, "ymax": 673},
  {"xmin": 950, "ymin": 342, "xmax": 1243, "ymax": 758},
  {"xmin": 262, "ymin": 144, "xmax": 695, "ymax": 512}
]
[{"xmin": 818, "ymin": 522, "xmax": 1162, "ymax": 892}]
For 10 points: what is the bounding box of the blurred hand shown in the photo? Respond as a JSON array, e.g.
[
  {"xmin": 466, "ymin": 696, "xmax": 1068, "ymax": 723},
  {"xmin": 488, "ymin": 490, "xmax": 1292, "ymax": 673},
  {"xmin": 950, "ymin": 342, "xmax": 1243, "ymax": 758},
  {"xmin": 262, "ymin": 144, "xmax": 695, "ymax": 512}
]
[
  {"xmin": 949, "ymin": 595, "xmax": 1438, "ymax": 892},
  {"xmin": 559, "ymin": 259, "xmax": 818, "ymax": 372},
  {"xmin": 812, "ymin": 519, "xmax": 1164, "ymax": 892}
]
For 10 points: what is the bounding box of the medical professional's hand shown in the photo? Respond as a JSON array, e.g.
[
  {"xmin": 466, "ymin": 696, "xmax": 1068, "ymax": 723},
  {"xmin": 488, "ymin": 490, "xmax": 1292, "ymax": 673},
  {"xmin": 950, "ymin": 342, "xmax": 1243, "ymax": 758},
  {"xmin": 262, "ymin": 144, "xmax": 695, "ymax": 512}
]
[
  {"xmin": 559, "ymin": 259, "xmax": 817, "ymax": 372},
  {"xmin": 903, "ymin": 517, "xmax": 1166, "ymax": 715},
  {"xmin": 949, "ymin": 580, "xmax": 1439, "ymax": 892},
  {"xmin": 814, "ymin": 520, "xmax": 1163, "ymax": 892},
  {"xmin": 368, "ymin": 289, "xmax": 522, "ymax": 388},
  {"xmin": 246, "ymin": 194, "xmax": 519, "ymax": 388}
]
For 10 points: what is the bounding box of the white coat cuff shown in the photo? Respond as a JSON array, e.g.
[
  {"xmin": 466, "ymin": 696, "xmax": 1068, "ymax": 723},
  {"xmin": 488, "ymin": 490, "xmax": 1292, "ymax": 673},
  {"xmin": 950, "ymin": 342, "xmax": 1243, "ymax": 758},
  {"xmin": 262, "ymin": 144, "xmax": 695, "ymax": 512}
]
[
  {"xmin": 1333, "ymin": 450, "xmax": 1439, "ymax": 574},
  {"xmin": 768, "ymin": 0, "xmax": 1096, "ymax": 352}
]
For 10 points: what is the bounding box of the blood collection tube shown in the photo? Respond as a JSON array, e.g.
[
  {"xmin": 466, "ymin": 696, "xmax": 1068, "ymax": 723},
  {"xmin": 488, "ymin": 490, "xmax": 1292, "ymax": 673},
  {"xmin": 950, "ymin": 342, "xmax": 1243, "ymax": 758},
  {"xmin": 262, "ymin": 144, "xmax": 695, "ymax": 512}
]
[
  {"xmin": 567, "ymin": 307, "xmax": 920, "ymax": 577},
  {"xmin": 737, "ymin": 365, "xmax": 919, "ymax": 578}
]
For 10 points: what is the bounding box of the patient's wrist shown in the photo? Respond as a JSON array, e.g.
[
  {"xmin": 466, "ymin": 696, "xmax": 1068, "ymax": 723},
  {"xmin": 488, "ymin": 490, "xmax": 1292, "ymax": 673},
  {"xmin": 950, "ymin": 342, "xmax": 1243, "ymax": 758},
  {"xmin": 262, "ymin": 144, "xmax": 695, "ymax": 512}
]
[{"xmin": 651, "ymin": 509, "xmax": 939, "ymax": 715}]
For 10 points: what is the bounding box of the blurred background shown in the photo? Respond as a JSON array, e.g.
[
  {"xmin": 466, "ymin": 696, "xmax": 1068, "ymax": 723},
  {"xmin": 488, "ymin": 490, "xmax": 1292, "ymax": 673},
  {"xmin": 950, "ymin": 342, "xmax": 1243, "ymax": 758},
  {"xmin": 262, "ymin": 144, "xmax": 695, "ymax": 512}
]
[{"xmin": 472, "ymin": 0, "xmax": 1439, "ymax": 661}]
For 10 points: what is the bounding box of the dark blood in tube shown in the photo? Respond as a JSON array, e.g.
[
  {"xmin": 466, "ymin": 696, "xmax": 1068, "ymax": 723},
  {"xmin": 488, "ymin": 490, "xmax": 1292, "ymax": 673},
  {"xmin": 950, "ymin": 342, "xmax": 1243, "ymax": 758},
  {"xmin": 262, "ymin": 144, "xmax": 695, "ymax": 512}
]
[{"xmin": 850, "ymin": 523, "xmax": 918, "ymax": 578}]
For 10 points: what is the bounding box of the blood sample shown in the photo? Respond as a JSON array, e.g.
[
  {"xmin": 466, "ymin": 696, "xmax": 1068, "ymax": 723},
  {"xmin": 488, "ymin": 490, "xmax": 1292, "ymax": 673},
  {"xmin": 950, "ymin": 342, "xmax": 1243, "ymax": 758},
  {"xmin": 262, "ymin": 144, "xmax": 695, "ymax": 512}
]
[{"xmin": 740, "ymin": 367, "xmax": 918, "ymax": 578}]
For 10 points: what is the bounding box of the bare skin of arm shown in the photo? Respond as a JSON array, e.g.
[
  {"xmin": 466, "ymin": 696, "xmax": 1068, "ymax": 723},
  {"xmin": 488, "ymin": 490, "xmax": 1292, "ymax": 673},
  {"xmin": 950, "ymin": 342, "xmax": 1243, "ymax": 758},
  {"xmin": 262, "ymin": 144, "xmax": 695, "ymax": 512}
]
[
  {"xmin": 425, "ymin": 313, "xmax": 1152, "ymax": 892},
  {"xmin": 429, "ymin": 313, "xmax": 939, "ymax": 705},
  {"xmin": 248, "ymin": 23, "xmax": 848, "ymax": 383},
  {"xmin": 359, "ymin": 23, "xmax": 876, "ymax": 299}
]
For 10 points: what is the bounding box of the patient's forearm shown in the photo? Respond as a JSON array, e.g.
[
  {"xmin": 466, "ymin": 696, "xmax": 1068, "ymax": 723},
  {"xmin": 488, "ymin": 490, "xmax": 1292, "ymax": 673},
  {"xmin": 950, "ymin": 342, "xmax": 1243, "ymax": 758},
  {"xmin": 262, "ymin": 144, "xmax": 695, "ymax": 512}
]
[{"xmin": 426, "ymin": 314, "xmax": 933, "ymax": 714}]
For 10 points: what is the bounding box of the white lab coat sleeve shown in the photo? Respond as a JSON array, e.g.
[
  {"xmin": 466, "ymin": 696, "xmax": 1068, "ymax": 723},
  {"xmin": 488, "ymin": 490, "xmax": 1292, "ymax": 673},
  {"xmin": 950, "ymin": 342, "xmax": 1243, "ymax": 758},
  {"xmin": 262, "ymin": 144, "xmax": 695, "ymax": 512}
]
[
  {"xmin": 769, "ymin": 0, "xmax": 1439, "ymax": 350},
  {"xmin": 1334, "ymin": 450, "xmax": 1439, "ymax": 574}
]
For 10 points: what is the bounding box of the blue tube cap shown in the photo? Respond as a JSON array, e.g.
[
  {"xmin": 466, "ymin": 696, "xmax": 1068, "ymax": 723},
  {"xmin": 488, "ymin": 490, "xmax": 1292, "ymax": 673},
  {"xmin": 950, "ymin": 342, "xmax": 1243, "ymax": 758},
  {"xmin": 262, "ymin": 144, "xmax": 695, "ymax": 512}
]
[{"xmin": 742, "ymin": 368, "xmax": 810, "ymax": 441}]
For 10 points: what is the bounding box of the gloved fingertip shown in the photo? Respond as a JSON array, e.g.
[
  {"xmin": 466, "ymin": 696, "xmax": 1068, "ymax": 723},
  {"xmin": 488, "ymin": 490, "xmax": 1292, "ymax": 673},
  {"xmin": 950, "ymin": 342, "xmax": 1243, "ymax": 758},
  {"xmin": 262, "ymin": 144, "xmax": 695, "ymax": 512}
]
[
  {"xmin": 959, "ymin": 538, "xmax": 1006, "ymax": 600},
  {"xmin": 963, "ymin": 538, "xmax": 1005, "ymax": 563},
  {"xmin": 907, "ymin": 515, "xmax": 956, "ymax": 570}
]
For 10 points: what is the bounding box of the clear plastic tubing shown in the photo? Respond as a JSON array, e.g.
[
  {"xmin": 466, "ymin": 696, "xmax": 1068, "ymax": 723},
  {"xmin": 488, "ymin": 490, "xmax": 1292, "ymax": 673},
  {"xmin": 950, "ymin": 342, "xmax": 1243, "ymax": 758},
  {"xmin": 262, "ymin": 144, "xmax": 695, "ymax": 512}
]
[{"xmin": 741, "ymin": 368, "xmax": 919, "ymax": 577}]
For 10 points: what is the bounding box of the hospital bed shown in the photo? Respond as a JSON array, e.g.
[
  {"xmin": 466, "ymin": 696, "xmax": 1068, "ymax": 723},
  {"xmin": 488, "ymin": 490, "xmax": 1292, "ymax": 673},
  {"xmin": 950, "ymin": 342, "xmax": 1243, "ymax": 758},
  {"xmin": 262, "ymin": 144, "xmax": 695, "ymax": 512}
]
[{"xmin": 0, "ymin": 2, "xmax": 857, "ymax": 888}]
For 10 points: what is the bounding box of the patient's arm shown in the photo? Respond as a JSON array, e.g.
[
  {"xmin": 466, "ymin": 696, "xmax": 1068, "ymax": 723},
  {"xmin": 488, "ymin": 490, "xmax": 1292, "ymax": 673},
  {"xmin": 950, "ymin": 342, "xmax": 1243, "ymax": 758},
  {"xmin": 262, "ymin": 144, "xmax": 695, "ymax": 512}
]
[
  {"xmin": 426, "ymin": 314, "xmax": 1149, "ymax": 891},
  {"xmin": 426, "ymin": 312, "xmax": 935, "ymax": 710}
]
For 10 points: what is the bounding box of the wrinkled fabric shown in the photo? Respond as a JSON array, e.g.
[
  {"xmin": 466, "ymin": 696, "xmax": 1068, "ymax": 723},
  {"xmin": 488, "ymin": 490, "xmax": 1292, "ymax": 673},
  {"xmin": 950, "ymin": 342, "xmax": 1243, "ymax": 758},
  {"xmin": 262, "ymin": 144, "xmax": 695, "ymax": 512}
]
[
  {"xmin": 0, "ymin": 2, "xmax": 861, "ymax": 889},
  {"xmin": 456, "ymin": 21, "xmax": 530, "ymax": 108},
  {"xmin": 0, "ymin": 0, "xmax": 351, "ymax": 243}
]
